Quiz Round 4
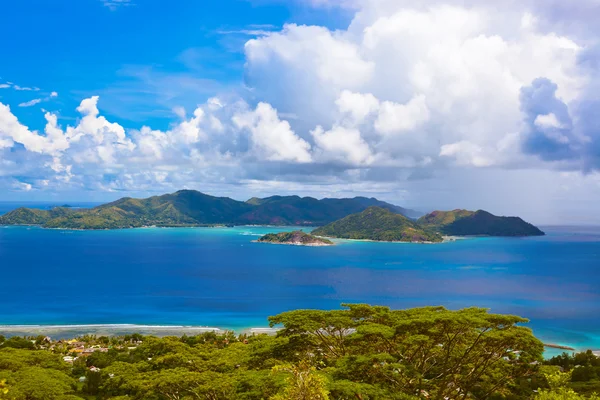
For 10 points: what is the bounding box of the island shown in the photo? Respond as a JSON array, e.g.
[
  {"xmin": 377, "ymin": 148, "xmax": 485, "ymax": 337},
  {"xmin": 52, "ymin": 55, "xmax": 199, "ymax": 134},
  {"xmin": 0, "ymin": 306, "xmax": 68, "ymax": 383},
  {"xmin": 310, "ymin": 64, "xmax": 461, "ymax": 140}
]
[
  {"xmin": 418, "ymin": 209, "xmax": 545, "ymax": 237},
  {"xmin": 0, "ymin": 190, "xmax": 420, "ymax": 230},
  {"xmin": 257, "ymin": 231, "xmax": 334, "ymax": 246},
  {"xmin": 0, "ymin": 190, "xmax": 546, "ymax": 237},
  {"xmin": 312, "ymin": 206, "xmax": 444, "ymax": 243}
]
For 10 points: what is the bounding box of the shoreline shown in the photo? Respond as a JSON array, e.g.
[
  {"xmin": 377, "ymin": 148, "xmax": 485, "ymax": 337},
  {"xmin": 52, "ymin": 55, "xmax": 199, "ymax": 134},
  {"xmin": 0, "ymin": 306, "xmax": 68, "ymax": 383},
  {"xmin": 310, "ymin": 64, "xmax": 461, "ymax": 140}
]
[
  {"xmin": 0, "ymin": 324, "xmax": 593, "ymax": 358},
  {"xmin": 0, "ymin": 323, "xmax": 281, "ymax": 338},
  {"xmin": 253, "ymin": 240, "xmax": 334, "ymax": 247}
]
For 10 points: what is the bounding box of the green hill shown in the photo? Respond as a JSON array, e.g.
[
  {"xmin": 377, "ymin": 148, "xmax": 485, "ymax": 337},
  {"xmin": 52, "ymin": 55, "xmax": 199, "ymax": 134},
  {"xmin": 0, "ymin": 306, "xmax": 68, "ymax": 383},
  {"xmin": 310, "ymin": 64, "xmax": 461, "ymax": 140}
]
[
  {"xmin": 418, "ymin": 209, "xmax": 545, "ymax": 236},
  {"xmin": 240, "ymin": 195, "xmax": 420, "ymax": 225},
  {"xmin": 0, "ymin": 207, "xmax": 73, "ymax": 226},
  {"xmin": 312, "ymin": 206, "xmax": 443, "ymax": 243},
  {"xmin": 0, "ymin": 190, "xmax": 415, "ymax": 230}
]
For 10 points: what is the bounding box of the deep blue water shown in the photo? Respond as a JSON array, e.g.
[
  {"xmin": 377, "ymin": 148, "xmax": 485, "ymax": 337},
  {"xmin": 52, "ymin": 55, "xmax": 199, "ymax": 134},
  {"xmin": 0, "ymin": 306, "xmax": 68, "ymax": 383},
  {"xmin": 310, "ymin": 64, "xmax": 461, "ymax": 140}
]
[{"xmin": 0, "ymin": 202, "xmax": 599, "ymax": 354}]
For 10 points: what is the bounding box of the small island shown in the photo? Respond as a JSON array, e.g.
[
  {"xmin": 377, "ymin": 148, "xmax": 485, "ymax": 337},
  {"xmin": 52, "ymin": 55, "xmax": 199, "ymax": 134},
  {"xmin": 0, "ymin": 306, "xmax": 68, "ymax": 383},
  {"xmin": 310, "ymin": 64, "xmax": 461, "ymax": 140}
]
[
  {"xmin": 418, "ymin": 209, "xmax": 545, "ymax": 237},
  {"xmin": 312, "ymin": 206, "xmax": 444, "ymax": 243},
  {"xmin": 257, "ymin": 230, "xmax": 334, "ymax": 246}
]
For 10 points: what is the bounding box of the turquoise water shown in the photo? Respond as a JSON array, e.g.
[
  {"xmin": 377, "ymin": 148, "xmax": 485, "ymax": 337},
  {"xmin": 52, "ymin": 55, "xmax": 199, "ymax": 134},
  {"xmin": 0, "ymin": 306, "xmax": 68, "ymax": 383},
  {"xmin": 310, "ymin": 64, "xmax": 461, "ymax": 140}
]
[{"xmin": 0, "ymin": 204, "xmax": 598, "ymax": 354}]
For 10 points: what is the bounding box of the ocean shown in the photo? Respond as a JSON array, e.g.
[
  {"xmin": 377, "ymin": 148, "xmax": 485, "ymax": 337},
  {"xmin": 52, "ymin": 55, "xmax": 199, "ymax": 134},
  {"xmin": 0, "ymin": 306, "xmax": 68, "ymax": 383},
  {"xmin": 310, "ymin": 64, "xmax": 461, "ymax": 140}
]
[{"xmin": 0, "ymin": 202, "xmax": 599, "ymax": 356}]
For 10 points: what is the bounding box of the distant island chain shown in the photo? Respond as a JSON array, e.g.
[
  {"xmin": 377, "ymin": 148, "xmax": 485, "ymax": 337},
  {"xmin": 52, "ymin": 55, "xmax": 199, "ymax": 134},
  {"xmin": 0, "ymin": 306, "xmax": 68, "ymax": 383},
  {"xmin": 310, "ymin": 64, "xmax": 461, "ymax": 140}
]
[{"xmin": 0, "ymin": 190, "xmax": 544, "ymax": 243}]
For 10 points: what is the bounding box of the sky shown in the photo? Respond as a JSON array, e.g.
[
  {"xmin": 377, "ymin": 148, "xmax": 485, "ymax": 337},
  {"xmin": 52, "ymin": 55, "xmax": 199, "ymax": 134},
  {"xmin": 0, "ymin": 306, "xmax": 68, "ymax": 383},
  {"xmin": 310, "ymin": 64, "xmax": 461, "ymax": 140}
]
[{"xmin": 0, "ymin": 0, "xmax": 599, "ymax": 224}]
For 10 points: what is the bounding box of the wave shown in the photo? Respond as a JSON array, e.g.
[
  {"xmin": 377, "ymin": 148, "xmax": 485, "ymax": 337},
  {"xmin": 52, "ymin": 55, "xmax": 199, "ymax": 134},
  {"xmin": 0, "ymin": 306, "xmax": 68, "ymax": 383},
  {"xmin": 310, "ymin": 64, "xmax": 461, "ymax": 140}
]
[
  {"xmin": 0, "ymin": 324, "xmax": 280, "ymax": 336},
  {"xmin": 0, "ymin": 324, "xmax": 221, "ymax": 329}
]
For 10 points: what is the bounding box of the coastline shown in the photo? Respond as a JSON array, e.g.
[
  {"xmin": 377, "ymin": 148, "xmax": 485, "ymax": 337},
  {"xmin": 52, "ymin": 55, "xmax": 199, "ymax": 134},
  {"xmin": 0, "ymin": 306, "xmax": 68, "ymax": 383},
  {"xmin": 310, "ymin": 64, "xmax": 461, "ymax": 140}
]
[
  {"xmin": 321, "ymin": 236, "xmax": 461, "ymax": 244},
  {"xmin": 253, "ymin": 240, "xmax": 334, "ymax": 247},
  {"xmin": 0, "ymin": 323, "xmax": 590, "ymax": 357},
  {"xmin": 0, "ymin": 323, "xmax": 281, "ymax": 339}
]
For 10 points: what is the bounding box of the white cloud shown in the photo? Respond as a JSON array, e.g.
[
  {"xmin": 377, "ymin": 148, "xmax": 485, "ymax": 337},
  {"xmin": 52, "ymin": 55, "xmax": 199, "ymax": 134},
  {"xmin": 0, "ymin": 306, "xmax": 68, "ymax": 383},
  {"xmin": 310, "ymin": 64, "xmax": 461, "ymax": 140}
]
[
  {"xmin": 440, "ymin": 141, "xmax": 494, "ymax": 167},
  {"xmin": 0, "ymin": 84, "xmax": 10, "ymax": 89},
  {"xmin": 13, "ymin": 85, "xmax": 38, "ymax": 91},
  {"xmin": 18, "ymin": 92, "xmax": 59, "ymax": 108},
  {"xmin": 374, "ymin": 95, "xmax": 430, "ymax": 135},
  {"xmin": 242, "ymin": 2, "xmax": 584, "ymax": 172},
  {"xmin": 102, "ymin": 0, "xmax": 134, "ymax": 11},
  {"xmin": 233, "ymin": 102, "xmax": 312, "ymax": 163},
  {"xmin": 534, "ymin": 113, "xmax": 564, "ymax": 129},
  {"xmin": 12, "ymin": 181, "xmax": 32, "ymax": 191},
  {"xmin": 311, "ymin": 125, "xmax": 373, "ymax": 165},
  {"xmin": 336, "ymin": 90, "xmax": 379, "ymax": 124},
  {"xmin": 18, "ymin": 99, "xmax": 42, "ymax": 108},
  {"xmin": 172, "ymin": 106, "xmax": 186, "ymax": 119}
]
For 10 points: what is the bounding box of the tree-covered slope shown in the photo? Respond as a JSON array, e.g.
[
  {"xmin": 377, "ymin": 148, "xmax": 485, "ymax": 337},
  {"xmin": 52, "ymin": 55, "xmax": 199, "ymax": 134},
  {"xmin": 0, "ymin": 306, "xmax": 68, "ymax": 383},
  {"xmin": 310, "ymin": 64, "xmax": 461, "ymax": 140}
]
[
  {"xmin": 418, "ymin": 209, "xmax": 545, "ymax": 236},
  {"xmin": 99, "ymin": 190, "xmax": 255, "ymax": 225},
  {"xmin": 312, "ymin": 206, "xmax": 443, "ymax": 242},
  {"xmin": 240, "ymin": 195, "xmax": 419, "ymax": 225},
  {"xmin": 0, "ymin": 190, "xmax": 414, "ymax": 229},
  {"xmin": 0, "ymin": 207, "xmax": 73, "ymax": 226}
]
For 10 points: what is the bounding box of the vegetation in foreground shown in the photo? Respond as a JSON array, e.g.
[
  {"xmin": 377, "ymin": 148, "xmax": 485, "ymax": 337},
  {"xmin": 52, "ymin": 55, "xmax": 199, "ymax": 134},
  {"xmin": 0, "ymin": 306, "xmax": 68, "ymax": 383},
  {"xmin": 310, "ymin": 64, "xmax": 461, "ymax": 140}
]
[
  {"xmin": 257, "ymin": 231, "xmax": 334, "ymax": 246},
  {"xmin": 312, "ymin": 206, "xmax": 444, "ymax": 242},
  {"xmin": 1, "ymin": 304, "xmax": 597, "ymax": 399}
]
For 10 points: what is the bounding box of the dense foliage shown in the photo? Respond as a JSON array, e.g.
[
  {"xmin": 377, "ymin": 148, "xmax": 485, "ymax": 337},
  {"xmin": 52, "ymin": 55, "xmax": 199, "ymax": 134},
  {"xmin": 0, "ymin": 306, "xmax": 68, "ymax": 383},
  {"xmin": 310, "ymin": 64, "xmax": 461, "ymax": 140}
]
[
  {"xmin": 257, "ymin": 231, "xmax": 334, "ymax": 245},
  {"xmin": 312, "ymin": 207, "xmax": 444, "ymax": 242},
  {"xmin": 0, "ymin": 190, "xmax": 415, "ymax": 229},
  {"xmin": 544, "ymin": 351, "xmax": 600, "ymax": 396},
  {"xmin": 0, "ymin": 304, "xmax": 554, "ymax": 399},
  {"xmin": 418, "ymin": 210, "xmax": 545, "ymax": 237}
]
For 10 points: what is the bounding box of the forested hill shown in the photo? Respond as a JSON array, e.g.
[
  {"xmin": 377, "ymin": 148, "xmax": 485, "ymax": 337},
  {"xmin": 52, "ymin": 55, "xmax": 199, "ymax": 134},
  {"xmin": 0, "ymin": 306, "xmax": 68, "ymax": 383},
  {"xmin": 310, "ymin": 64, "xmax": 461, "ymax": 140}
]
[
  {"xmin": 418, "ymin": 209, "xmax": 545, "ymax": 236},
  {"xmin": 0, "ymin": 190, "xmax": 419, "ymax": 230},
  {"xmin": 312, "ymin": 206, "xmax": 444, "ymax": 243}
]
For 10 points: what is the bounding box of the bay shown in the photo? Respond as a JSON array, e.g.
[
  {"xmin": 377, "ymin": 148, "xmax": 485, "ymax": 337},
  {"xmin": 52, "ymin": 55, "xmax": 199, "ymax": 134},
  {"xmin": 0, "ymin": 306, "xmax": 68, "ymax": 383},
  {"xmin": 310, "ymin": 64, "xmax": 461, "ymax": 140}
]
[{"xmin": 0, "ymin": 202, "xmax": 599, "ymax": 356}]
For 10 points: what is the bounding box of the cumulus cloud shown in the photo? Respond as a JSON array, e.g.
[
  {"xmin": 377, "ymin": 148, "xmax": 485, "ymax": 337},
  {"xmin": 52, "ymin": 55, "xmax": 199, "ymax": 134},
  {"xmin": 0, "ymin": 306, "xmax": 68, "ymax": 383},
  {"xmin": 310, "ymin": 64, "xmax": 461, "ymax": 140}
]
[
  {"xmin": 311, "ymin": 125, "xmax": 373, "ymax": 165},
  {"xmin": 2, "ymin": 0, "xmax": 600, "ymax": 222},
  {"xmin": 242, "ymin": 3, "xmax": 587, "ymax": 175},
  {"xmin": 233, "ymin": 102, "xmax": 312, "ymax": 163},
  {"xmin": 0, "ymin": 96, "xmax": 316, "ymax": 193}
]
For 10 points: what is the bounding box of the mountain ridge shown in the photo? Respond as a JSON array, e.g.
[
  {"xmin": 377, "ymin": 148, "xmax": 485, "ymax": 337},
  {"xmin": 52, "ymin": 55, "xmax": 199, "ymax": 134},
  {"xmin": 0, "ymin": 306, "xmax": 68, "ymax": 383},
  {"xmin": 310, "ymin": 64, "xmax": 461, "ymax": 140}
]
[{"xmin": 0, "ymin": 190, "xmax": 417, "ymax": 229}]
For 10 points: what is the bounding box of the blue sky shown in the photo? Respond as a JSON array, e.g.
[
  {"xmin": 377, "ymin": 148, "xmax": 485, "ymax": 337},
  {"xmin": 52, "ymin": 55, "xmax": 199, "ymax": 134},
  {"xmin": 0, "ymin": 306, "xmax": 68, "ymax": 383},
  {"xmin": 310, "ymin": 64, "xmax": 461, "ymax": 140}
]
[
  {"xmin": 1, "ymin": 0, "xmax": 349, "ymax": 129},
  {"xmin": 1, "ymin": 0, "xmax": 599, "ymax": 224}
]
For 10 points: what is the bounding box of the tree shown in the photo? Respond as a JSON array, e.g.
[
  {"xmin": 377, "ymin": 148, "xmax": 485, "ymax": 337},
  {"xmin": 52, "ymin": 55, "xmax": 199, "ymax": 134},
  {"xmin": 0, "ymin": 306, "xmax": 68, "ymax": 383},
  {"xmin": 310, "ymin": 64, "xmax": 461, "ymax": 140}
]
[
  {"xmin": 536, "ymin": 370, "xmax": 600, "ymax": 400},
  {"xmin": 0, "ymin": 379, "xmax": 8, "ymax": 399},
  {"xmin": 270, "ymin": 360, "xmax": 330, "ymax": 400},
  {"xmin": 1, "ymin": 337, "xmax": 35, "ymax": 350},
  {"xmin": 270, "ymin": 304, "xmax": 544, "ymax": 400},
  {"xmin": 4, "ymin": 367, "xmax": 80, "ymax": 400}
]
